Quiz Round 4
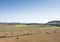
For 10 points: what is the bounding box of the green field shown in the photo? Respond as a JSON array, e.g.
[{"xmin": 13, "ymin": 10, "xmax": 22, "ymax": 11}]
[{"xmin": 0, "ymin": 26, "xmax": 60, "ymax": 32}]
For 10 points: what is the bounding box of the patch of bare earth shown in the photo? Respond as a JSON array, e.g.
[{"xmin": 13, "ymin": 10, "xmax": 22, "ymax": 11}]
[{"xmin": 0, "ymin": 30, "xmax": 60, "ymax": 42}]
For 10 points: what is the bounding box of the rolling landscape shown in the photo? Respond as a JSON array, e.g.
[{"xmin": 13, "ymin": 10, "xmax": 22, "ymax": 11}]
[
  {"xmin": 0, "ymin": 21, "xmax": 60, "ymax": 42},
  {"xmin": 0, "ymin": 0, "xmax": 60, "ymax": 42}
]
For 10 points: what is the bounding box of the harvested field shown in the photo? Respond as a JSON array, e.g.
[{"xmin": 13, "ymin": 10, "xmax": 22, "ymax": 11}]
[{"xmin": 0, "ymin": 25, "xmax": 60, "ymax": 42}]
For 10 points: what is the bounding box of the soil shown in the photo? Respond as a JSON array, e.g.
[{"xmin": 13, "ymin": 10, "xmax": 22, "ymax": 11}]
[{"xmin": 0, "ymin": 30, "xmax": 60, "ymax": 42}]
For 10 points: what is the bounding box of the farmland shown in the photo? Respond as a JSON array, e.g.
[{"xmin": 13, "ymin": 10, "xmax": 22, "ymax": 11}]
[{"xmin": 0, "ymin": 25, "xmax": 60, "ymax": 42}]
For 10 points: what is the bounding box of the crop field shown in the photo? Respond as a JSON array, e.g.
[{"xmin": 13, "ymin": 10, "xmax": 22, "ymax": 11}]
[{"xmin": 0, "ymin": 25, "xmax": 60, "ymax": 42}]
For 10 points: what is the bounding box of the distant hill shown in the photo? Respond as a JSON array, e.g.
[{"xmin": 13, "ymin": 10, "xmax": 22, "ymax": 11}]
[
  {"xmin": 47, "ymin": 20, "xmax": 60, "ymax": 26},
  {"xmin": 0, "ymin": 20, "xmax": 60, "ymax": 26}
]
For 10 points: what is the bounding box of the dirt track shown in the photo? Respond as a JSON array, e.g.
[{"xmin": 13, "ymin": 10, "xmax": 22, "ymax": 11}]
[{"xmin": 0, "ymin": 30, "xmax": 60, "ymax": 42}]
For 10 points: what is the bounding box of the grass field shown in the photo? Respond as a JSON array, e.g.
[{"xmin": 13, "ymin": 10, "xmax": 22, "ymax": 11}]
[
  {"xmin": 0, "ymin": 25, "xmax": 60, "ymax": 42},
  {"xmin": 0, "ymin": 25, "xmax": 60, "ymax": 32}
]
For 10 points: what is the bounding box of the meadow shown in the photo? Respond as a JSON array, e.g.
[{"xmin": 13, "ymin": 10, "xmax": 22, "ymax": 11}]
[
  {"xmin": 0, "ymin": 25, "xmax": 60, "ymax": 42},
  {"xmin": 0, "ymin": 25, "xmax": 60, "ymax": 32}
]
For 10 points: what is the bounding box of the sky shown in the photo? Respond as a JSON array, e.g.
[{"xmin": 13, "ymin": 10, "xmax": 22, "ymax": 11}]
[{"xmin": 0, "ymin": 0, "xmax": 60, "ymax": 23}]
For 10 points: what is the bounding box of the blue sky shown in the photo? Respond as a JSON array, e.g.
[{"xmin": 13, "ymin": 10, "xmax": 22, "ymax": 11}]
[{"xmin": 0, "ymin": 0, "xmax": 60, "ymax": 23}]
